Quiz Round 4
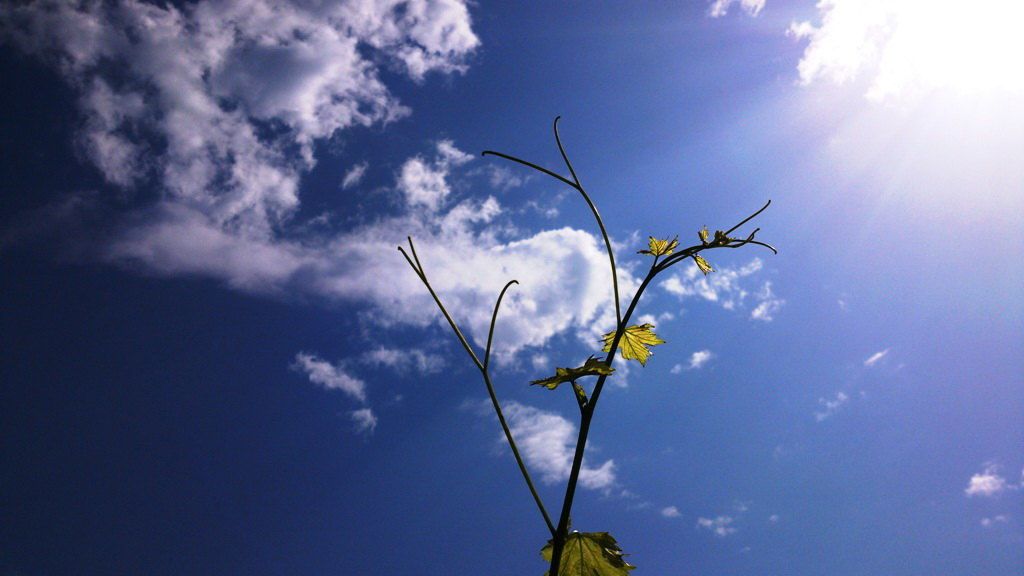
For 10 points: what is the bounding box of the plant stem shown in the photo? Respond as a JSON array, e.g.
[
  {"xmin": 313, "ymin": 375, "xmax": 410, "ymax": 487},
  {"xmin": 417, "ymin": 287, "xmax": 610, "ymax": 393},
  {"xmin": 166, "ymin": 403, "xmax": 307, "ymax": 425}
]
[
  {"xmin": 546, "ymin": 266, "xmax": 657, "ymax": 575},
  {"xmin": 399, "ymin": 240, "xmax": 556, "ymax": 536}
]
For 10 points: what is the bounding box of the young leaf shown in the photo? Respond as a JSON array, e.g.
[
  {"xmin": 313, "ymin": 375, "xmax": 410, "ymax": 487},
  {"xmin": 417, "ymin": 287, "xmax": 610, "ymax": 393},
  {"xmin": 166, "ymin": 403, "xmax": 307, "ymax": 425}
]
[
  {"xmin": 713, "ymin": 229, "xmax": 731, "ymax": 244},
  {"xmin": 637, "ymin": 236, "xmax": 678, "ymax": 257},
  {"xmin": 531, "ymin": 357, "xmax": 615, "ymax": 390},
  {"xmin": 601, "ymin": 323, "xmax": 665, "ymax": 366},
  {"xmin": 693, "ymin": 254, "xmax": 713, "ymax": 275},
  {"xmin": 541, "ymin": 531, "xmax": 635, "ymax": 576},
  {"xmin": 698, "ymin": 225, "xmax": 709, "ymax": 245}
]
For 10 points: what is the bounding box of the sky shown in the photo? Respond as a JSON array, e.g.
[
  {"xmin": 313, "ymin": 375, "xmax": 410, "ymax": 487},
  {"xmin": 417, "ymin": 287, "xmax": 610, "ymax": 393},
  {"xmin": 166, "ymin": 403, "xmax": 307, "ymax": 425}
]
[{"xmin": 1, "ymin": 1, "xmax": 1022, "ymax": 574}]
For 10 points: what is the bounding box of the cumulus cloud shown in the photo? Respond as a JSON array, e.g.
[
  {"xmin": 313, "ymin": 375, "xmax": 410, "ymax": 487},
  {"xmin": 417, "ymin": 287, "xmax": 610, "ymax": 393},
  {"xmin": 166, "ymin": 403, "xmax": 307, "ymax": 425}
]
[
  {"xmin": 661, "ymin": 506, "xmax": 681, "ymax": 518},
  {"xmin": 863, "ymin": 348, "xmax": 890, "ymax": 367},
  {"xmin": 965, "ymin": 464, "xmax": 1012, "ymax": 497},
  {"xmin": 697, "ymin": 515, "xmax": 736, "ymax": 537},
  {"xmin": 814, "ymin": 391, "xmax": 848, "ymax": 421},
  {"xmin": 292, "ymin": 352, "xmax": 366, "ymax": 403},
  {"xmin": 708, "ymin": 0, "xmax": 765, "ymax": 18},
  {"xmin": 688, "ymin": 349, "xmax": 715, "ymax": 369},
  {"xmin": 787, "ymin": 0, "xmax": 1024, "ymax": 101},
  {"xmin": 661, "ymin": 258, "xmax": 783, "ymax": 320},
  {"xmin": 349, "ymin": 408, "xmax": 378, "ymax": 434},
  {"xmin": 504, "ymin": 401, "xmax": 616, "ymax": 491}
]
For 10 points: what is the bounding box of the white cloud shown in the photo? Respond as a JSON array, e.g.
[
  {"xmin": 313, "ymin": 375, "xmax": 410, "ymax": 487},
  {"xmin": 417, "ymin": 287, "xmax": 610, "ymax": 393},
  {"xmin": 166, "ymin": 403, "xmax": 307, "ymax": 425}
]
[
  {"xmin": 661, "ymin": 506, "xmax": 681, "ymax": 518},
  {"xmin": 504, "ymin": 401, "xmax": 616, "ymax": 491},
  {"xmin": 362, "ymin": 347, "xmax": 445, "ymax": 375},
  {"xmin": 292, "ymin": 352, "xmax": 366, "ymax": 403},
  {"xmin": 749, "ymin": 282, "xmax": 784, "ymax": 322},
  {"xmin": 814, "ymin": 391, "xmax": 848, "ymax": 421},
  {"xmin": 965, "ymin": 464, "xmax": 1011, "ymax": 497},
  {"xmin": 697, "ymin": 515, "xmax": 737, "ymax": 537},
  {"xmin": 662, "ymin": 258, "xmax": 783, "ymax": 320},
  {"xmin": 788, "ymin": 0, "xmax": 1024, "ymax": 101},
  {"xmin": 0, "ymin": 0, "xmax": 478, "ymax": 244},
  {"xmin": 689, "ymin": 349, "xmax": 715, "ymax": 370},
  {"xmin": 708, "ymin": 0, "xmax": 765, "ymax": 18},
  {"xmin": 863, "ymin": 348, "xmax": 890, "ymax": 367},
  {"xmin": 341, "ymin": 162, "xmax": 369, "ymax": 190},
  {"xmin": 349, "ymin": 408, "xmax": 378, "ymax": 434},
  {"xmin": 768, "ymin": 514, "xmax": 780, "ymax": 524},
  {"xmin": 0, "ymin": 1, "xmax": 655, "ymax": 364}
]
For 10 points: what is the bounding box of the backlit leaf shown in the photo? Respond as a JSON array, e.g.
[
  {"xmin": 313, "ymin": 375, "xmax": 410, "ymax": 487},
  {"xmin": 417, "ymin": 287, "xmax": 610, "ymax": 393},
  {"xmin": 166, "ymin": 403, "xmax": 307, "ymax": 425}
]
[
  {"xmin": 541, "ymin": 531, "xmax": 635, "ymax": 576},
  {"xmin": 698, "ymin": 226, "xmax": 709, "ymax": 244},
  {"xmin": 531, "ymin": 357, "xmax": 615, "ymax": 390},
  {"xmin": 693, "ymin": 254, "xmax": 713, "ymax": 275},
  {"xmin": 637, "ymin": 236, "xmax": 678, "ymax": 257},
  {"xmin": 713, "ymin": 230, "xmax": 731, "ymax": 244},
  {"xmin": 601, "ymin": 323, "xmax": 665, "ymax": 366}
]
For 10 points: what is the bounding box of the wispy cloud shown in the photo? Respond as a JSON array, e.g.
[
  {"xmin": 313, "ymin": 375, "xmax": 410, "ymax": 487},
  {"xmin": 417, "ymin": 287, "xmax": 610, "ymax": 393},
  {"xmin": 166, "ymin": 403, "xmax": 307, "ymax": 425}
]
[
  {"xmin": 697, "ymin": 515, "xmax": 737, "ymax": 537},
  {"xmin": 292, "ymin": 352, "xmax": 366, "ymax": 403},
  {"xmin": 863, "ymin": 348, "xmax": 890, "ymax": 367},
  {"xmin": 708, "ymin": 0, "xmax": 765, "ymax": 18},
  {"xmin": 661, "ymin": 506, "xmax": 681, "ymax": 518},
  {"xmin": 814, "ymin": 391, "xmax": 849, "ymax": 422},
  {"xmin": 341, "ymin": 162, "xmax": 369, "ymax": 190},
  {"xmin": 661, "ymin": 258, "xmax": 783, "ymax": 321},
  {"xmin": 361, "ymin": 347, "xmax": 445, "ymax": 375},
  {"xmin": 349, "ymin": 408, "xmax": 378, "ymax": 434},
  {"xmin": 980, "ymin": 515, "xmax": 1009, "ymax": 528}
]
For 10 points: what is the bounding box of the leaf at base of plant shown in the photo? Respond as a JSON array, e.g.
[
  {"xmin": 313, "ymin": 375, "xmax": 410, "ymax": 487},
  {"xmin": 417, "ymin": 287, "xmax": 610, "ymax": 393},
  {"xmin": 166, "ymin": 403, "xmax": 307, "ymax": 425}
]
[{"xmin": 540, "ymin": 531, "xmax": 635, "ymax": 575}]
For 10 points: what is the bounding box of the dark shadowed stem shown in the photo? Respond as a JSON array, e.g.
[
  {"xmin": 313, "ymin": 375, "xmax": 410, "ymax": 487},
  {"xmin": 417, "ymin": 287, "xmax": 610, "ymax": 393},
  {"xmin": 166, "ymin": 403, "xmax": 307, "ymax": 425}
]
[
  {"xmin": 548, "ymin": 201, "xmax": 775, "ymax": 574},
  {"xmin": 552, "ymin": 117, "xmax": 622, "ymax": 325},
  {"xmin": 482, "ymin": 117, "xmax": 622, "ymax": 326},
  {"xmin": 399, "ymin": 240, "xmax": 555, "ymax": 536}
]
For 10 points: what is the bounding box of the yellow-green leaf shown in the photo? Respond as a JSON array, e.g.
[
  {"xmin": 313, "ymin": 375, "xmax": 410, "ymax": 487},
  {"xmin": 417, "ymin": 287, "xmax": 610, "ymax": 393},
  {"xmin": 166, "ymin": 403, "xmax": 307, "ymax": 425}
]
[
  {"xmin": 637, "ymin": 236, "xmax": 678, "ymax": 257},
  {"xmin": 600, "ymin": 323, "xmax": 665, "ymax": 366},
  {"xmin": 531, "ymin": 357, "xmax": 615, "ymax": 390},
  {"xmin": 713, "ymin": 229, "xmax": 731, "ymax": 244},
  {"xmin": 541, "ymin": 531, "xmax": 635, "ymax": 576},
  {"xmin": 693, "ymin": 254, "xmax": 713, "ymax": 275},
  {"xmin": 698, "ymin": 226, "xmax": 709, "ymax": 245}
]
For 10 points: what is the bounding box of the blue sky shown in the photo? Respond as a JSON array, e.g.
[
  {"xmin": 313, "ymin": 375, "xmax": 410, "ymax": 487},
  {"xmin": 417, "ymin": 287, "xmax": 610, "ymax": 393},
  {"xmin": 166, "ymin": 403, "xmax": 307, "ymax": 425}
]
[{"xmin": 1, "ymin": 1, "xmax": 1022, "ymax": 574}]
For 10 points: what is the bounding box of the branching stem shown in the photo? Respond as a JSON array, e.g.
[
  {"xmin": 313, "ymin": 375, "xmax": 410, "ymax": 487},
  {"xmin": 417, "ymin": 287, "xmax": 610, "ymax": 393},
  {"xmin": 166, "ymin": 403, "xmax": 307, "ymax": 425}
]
[{"xmin": 398, "ymin": 240, "xmax": 556, "ymax": 536}]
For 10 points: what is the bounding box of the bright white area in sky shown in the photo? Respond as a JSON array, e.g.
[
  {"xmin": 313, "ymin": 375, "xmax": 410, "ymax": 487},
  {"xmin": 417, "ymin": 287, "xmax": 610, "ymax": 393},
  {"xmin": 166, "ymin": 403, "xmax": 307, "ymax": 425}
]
[{"xmin": 790, "ymin": 0, "xmax": 1024, "ymax": 100}]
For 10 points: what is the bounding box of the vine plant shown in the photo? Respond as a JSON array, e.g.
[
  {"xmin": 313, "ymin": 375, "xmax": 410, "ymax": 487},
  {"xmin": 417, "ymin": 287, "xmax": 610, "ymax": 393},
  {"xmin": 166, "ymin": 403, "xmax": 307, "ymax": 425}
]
[{"xmin": 399, "ymin": 118, "xmax": 776, "ymax": 575}]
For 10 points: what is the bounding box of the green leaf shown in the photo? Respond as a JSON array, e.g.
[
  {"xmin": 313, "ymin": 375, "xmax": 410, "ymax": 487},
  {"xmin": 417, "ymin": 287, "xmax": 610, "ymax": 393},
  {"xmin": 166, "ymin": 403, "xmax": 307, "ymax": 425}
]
[
  {"xmin": 541, "ymin": 531, "xmax": 635, "ymax": 576},
  {"xmin": 693, "ymin": 254, "xmax": 713, "ymax": 275},
  {"xmin": 531, "ymin": 357, "xmax": 615, "ymax": 390},
  {"xmin": 698, "ymin": 226, "xmax": 709, "ymax": 245},
  {"xmin": 637, "ymin": 236, "xmax": 678, "ymax": 257},
  {"xmin": 601, "ymin": 323, "xmax": 665, "ymax": 366}
]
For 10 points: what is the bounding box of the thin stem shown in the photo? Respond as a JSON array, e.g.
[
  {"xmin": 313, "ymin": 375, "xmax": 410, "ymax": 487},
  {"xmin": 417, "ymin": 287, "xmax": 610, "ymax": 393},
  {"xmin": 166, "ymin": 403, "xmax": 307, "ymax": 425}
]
[
  {"xmin": 398, "ymin": 239, "xmax": 482, "ymax": 371},
  {"xmin": 398, "ymin": 240, "xmax": 555, "ymax": 536},
  {"xmin": 724, "ymin": 199, "xmax": 771, "ymax": 236},
  {"xmin": 482, "ymin": 368, "xmax": 557, "ymax": 536},
  {"xmin": 484, "ymin": 280, "xmax": 519, "ymax": 372},
  {"xmin": 480, "ymin": 150, "xmax": 578, "ymax": 189},
  {"xmin": 553, "ymin": 117, "xmax": 622, "ymax": 326}
]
